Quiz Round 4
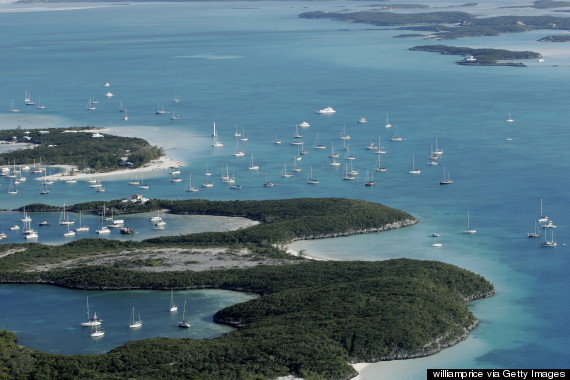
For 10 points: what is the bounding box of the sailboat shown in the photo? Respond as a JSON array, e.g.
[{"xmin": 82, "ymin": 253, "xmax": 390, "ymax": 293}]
[
  {"xmin": 86, "ymin": 97, "xmax": 96, "ymax": 110},
  {"xmin": 385, "ymin": 113, "xmax": 392, "ymax": 128},
  {"xmin": 75, "ymin": 211, "xmax": 90, "ymax": 232},
  {"xmin": 463, "ymin": 210, "xmax": 477, "ymax": 234},
  {"xmin": 375, "ymin": 136, "xmax": 387, "ymax": 154},
  {"xmin": 96, "ymin": 205, "xmax": 111, "ymax": 234},
  {"xmin": 390, "ymin": 125, "xmax": 404, "ymax": 142},
  {"xmin": 306, "ymin": 167, "xmax": 319, "ymax": 184},
  {"xmin": 169, "ymin": 108, "xmax": 180, "ymax": 120},
  {"xmin": 22, "ymin": 219, "xmax": 38, "ymax": 239},
  {"xmin": 527, "ymin": 222, "xmax": 541, "ymax": 238},
  {"xmin": 374, "ymin": 155, "xmax": 387, "ymax": 172},
  {"xmin": 540, "ymin": 227, "xmax": 557, "ymax": 247},
  {"xmin": 281, "ymin": 162, "xmax": 293, "ymax": 178},
  {"xmin": 9, "ymin": 100, "xmax": 21, "ymax": 113},
  {"xmin": 90, "ymin": 325, "xmax": 105, "ymax": 338},
  {"xmin": 64, "ymin": 224, "xmax": 76, "ymax": 237},
  {"xmin": 36, "ymin": 97, "xmax": 45, "ymax": 109},
  {"xmin": 233, "ymin": 124, "xmax": 242, "ymax": 137},
  {"xmin": 138, "ymin": 173, "xmax": 150, "ymax": 189},
  {"xmin": 433, "ymin": 138, "xmax": 444, "ymax": 155},
  {"xmin": 186, "ymin": 173, "xmax": 199, "ymax": 192},
  {"xmin": 431, "ymin": 236, "xmax": 443, "ymax": 247},
  {"xmin": 408, "ymin": 155, "xmax": 421, "ymax": 175},
  {"xmin": 169, "ymin": 289, "xmax": 178, "ymax": 312},
  {"xmin": 155, "ymin": 103, "xmax": 166, "ymax": 114},
  {"xmin": 39, "ymin": 180, "xmax": 50, "ymax": 195},
  {"xmin": 313, "ymin": 132, "xmax": 326, "ymax": 149},
  {"xmin": 439, "ymin": 167, "xmax": 453, "ymax": 184},
  {"xmin": 339, "ymin": 125, "xmax": 350, "ymax": 140},
  {"xmin": 232, "ymin": 140, "xmax": 245, "ymax": 157},
  {"xmin": 211, "ymin": 122, "xmax": 223, "ymax": 147},
  {"xmin": 123, "ymin": 110, "xmax": 129, "ymax": 122},
  {"xmin": 129, "ymin": 307, "xmax": 143, "ymax": 328},
  {"xmin": 506, "ymin": 110, "xmax": 514, "ymax": 123},
  {"xmin": 178, "ymin": 300, "xmax": 191, "ymax": 328},
  {"xmin": 263, "ymin": 173, "xmax": 275, "ymax": 187},
  {"xmin": 80, "ymin": 297, "xmax": 102, "ymax": 327},
  {"xmin": 537, "ymin": 198, "xmax": 548, "ymax": 223},
  {"xmin": 240, "ymin": 129, "xmax": 248, "ymax": 142},
  {"xmin": 364, "ymin": 171, "xmax": 376, "ymax": 187},
  {"xmin": 248, "ymin": 154, "xmax": 260, "ymax": 171},
  {"xmin": 7, "ymin": 179, "xmax": 18, "ymax": 195},
  {"xmin": 59, "ymin": 203, "xmax": 74, "ymax": 225}
]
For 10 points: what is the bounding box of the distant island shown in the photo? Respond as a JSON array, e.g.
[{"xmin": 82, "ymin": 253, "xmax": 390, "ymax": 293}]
[
  {"xmin": 538, "ymin": 34, "xmax": 570, "ymax": 41},
  {"xmin": 410, "ymin": 45, "xmax": 541, "ymax": 66},
  {"xmin": 298, "ymin": 7, "xmax": 570, "ymax": 65},
  {"xmin": 0, "ymin": 198, "xmax": 494, "ymax": 379}
]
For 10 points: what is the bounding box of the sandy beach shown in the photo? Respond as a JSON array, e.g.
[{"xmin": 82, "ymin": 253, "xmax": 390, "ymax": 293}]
[{"xmin": 35, "ymin": 155, "xmax": 184, "ymax": 182}]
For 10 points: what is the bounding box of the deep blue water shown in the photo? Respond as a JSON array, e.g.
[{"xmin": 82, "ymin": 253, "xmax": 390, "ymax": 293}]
[{"xmin": 0, "ymin": 0, "xmax": 569, "ymax": 376}]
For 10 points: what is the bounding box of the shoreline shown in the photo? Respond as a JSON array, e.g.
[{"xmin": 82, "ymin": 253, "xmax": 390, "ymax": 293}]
[{"xmin": 35, "ymin": 155, "xmax": 184, "ymax": 182}]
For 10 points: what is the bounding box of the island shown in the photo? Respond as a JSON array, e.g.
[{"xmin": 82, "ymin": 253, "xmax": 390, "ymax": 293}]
[
  {"xmin": 0, "ymin": 127, "xmax": 173, "ymax": 175},
  {"xmin": 538, "ymin": 34, "xmax": 570, "ymax": 42},
  {"xmin": 0, "ymin": 198, "xmax": 494, "ymax": 380},
  {"xmin": 298, "ymin": 8, "xmax": 570, "ymax": 65},
  {"xmin": 409, "ymin": 45, "xmax": 541, "ymax": 66}
]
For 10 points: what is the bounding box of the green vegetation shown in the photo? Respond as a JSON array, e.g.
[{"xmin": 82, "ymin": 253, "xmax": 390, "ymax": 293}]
[
  {"xmin": 299, "ymin": 10, "xmax": 474, "ymax": 26},
  {"xmin": 410, "ymin": 45, "xmax": 540, "ymax": 66},
  {"xmin": 1, "ymin": 198, "xmax": 415, "ymax": 272},
  {"xmin": 0, "ymin": 259, "xmax": 494, "ymax": 380},
  {"xmin": 299, "ymin": 9, "xmax": 570, "ymax": 53},
  {"xmin": 0, "ymin": 127, "xmax": 163, "ymax": 171},
  {"xmin": 0, "ymin": 199, "xmax": 494, "ymax": 379},
  {"xmin": 538, "ymin": 34, "xmax": 570, "ymax": 41}
]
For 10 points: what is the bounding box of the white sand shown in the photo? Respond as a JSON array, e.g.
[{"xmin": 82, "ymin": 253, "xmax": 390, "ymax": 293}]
[{"xmin": 36, "ymin": 156, "xmax": 184, "ymax": 182}]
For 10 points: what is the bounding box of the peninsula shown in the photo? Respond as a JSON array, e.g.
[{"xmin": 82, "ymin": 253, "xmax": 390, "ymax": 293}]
[{"xmin": 0, "ymin": 198, "xmax": 494, "ymax": 380}]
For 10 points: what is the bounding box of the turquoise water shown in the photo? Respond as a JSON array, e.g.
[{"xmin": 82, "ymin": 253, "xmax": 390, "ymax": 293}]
[{"xmin": 0, "ymin": 0, "xmax": 569, "ymax": 376}]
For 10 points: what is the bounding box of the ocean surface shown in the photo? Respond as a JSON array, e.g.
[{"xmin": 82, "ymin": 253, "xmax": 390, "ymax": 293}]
[{"xmin": 0, "ymin": 0, "xmax": 569, "ymax": 377}]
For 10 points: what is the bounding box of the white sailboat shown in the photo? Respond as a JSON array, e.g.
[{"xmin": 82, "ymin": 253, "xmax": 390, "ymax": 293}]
[
  {"xmin": 313, "ymin": 132, "xmax": 326, "ymax": 149},
  {"xmin": 540, "ymin": 227, "xmax": 557, "ymax": 247},
  {"xmin": 59, "ymin": 203, "xmax": 74, "ymax": 225},
  {"xmin": 439, "ymin": 167, "xmax": 453, "ymax": 184},
  {"xmin": 75, "ymin": 211, "xmax": 90, "ymax": 232},
  {"xmin": 306, "ymin": 167, "xmax": 319, "ymax": 184},
  {"xmin": 178, "ymin": 300, "xmax": 191, "ymax": 328},
  {"xmin": 339, "ymin": 125, "xmax": 350, "ymax": 140},
  {"xmin": 96, "ymin": 205, "xmax": 111, "ymax": 234},
  {"xmin": 129, "ymin": 307, "xmax": 143, "ymax": 328},
  {"xmin": 248, "ymin": 154, "xmax": 260, "ymax": 171},
  {"xmin": 169, "ymin": 289, "xmax": 178, "ymax": 312},
  {"xmin": 64, "ymin": 224, "xmax": 76, "ymax": 238},
  {"xmin": 506, "ymin": 110, "xmax": 514, "ymax": 123},
  {"xmin": 537, "ymin": 198, "xmax": 548, "ymax": 223},
  {"xmin": 364, "ymin": 170, "xmax": 376, "ymax": 187},
  {"xmin": 390, "ymin": 125, "xmax": 404, "ymax": 142},
  {"xmin": 22, "ymin": 219, "xmax": 38, "ymax": 239},
  {"xmin": 263, "ymin": 173, "xmax": 275, "ymax": 187},
  {"xmin": 385, "ymin": 113, "xmax": 392, "ymax": 128},
  {"xmin": 527, "ymin": 222, "xmax": 541, "ymax": 238},
  {"xmin": 431, "ymin": 236, "xmax": 443, "ymax": 247},
  {"xmin": 80, "ymin": 297, "xmax": 102, "ymax": 327},
  {"xmin": 408, "ymin": 155, "xmax": 421, "ymax": 175},
  {"xmin": 374, "ymin": 155, "xmax": 387, "ymax": 172},
  {"xmin": 211, "ymin": 122, "xmax": 223, "ymax": 147},
  {"xmin": 463, "ymin": 210, "xmax": 477, "ymax": 234},
  {"xmin": 232, "ymin": 140, "xmax": 245, "ymax": 157},
  {"xmin": 90, "ymin": 325, "xmax": 105, "ymax": 338},
  {"xmin": 186, "ymin": 173, "xmax": 199, "ymax": 192}
]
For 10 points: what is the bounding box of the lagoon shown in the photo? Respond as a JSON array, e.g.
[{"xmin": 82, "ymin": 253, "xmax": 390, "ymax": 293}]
[{"xmin": 0, "ymin": 284, "xmax": 257, "ymax": 355}]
